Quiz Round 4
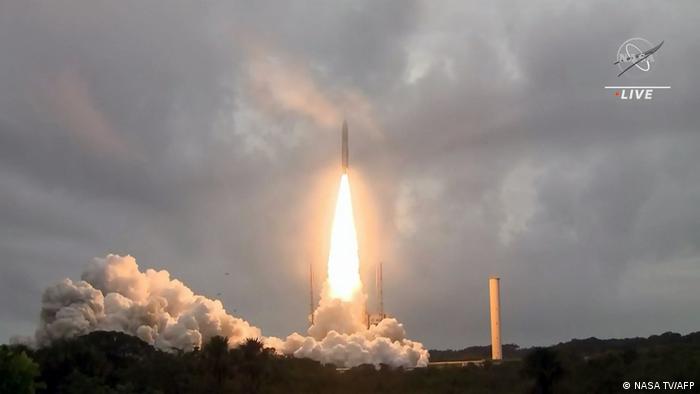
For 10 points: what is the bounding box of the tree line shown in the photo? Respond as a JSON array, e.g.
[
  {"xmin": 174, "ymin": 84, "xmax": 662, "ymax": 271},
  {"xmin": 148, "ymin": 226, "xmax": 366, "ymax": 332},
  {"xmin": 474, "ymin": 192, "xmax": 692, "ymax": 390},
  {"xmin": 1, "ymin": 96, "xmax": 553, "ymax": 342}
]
[{"xmin": 1, "ymin": 330, "xmax": 699, "ymax": 393}]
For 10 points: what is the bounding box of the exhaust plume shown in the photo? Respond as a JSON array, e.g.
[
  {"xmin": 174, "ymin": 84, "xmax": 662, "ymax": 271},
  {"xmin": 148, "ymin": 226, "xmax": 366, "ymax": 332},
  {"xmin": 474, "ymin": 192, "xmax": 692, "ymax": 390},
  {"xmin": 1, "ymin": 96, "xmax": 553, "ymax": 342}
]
[
  {"xmin": 327, "ymin": 174, "xmax": 362, "ymax": 301},
  {"xmin": 266, "ymin": 175, "xmax": 429, "ymax": 368}
]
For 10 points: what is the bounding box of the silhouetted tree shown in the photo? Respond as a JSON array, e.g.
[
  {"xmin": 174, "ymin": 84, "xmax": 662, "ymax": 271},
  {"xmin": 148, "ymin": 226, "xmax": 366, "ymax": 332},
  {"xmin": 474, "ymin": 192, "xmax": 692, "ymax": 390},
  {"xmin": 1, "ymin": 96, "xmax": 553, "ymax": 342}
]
[
  {"xmin": 236, "ymin": 338, "xmax": 272, "ymax": 393},
  {"xmin": 522, "ymin": 348, "xmax": 563, "ymax": 394},
  {"xmin": 201, "ymin": 336, "xmax": 232, "ymax": 391}
]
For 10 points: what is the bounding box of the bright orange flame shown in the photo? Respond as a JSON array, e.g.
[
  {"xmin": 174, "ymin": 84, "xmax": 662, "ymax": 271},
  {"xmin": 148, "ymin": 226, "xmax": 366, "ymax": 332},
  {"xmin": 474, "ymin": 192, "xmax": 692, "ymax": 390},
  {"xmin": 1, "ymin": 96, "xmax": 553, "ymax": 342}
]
[{"xmin": 327, "ymin": 174, "xmax": 361, "ymax": 301}]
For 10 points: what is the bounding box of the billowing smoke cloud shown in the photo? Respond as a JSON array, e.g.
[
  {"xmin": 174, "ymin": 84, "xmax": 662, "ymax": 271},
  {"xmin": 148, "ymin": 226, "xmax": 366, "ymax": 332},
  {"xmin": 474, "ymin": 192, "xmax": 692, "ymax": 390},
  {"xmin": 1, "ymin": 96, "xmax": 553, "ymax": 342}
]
[
  {"xmin": 266, "ymin": 283, "xmax": 429, "ymax": 368},
  {"xmin": 30, "ymin": 254, "xmax": 428, "ymax": 368},
  {"xmin": 34, "ymin": 254, "xmax": 261, "ymax": 351}
]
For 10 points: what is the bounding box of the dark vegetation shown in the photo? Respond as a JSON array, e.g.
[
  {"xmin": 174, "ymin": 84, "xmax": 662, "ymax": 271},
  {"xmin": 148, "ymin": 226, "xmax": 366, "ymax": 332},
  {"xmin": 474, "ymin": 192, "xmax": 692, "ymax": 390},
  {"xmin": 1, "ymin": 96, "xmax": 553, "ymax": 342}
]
[{"xmin": 1, "ymin": 331, "xmax": 699, "ymax": 393}]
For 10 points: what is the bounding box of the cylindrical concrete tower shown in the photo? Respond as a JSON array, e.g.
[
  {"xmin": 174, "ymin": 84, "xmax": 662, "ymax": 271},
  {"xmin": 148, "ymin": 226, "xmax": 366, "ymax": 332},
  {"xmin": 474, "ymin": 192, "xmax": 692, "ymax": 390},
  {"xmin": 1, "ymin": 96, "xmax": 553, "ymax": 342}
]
[{"xmin": 489, "ymin": 276, "xmax": 502, "ymax": 361}]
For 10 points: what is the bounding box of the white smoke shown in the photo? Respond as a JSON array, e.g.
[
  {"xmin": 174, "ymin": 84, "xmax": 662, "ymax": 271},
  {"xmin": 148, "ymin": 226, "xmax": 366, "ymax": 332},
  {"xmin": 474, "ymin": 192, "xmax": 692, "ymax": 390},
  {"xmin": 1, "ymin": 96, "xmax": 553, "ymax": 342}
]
[
  {"xmin": 265, "ymin": 282, "xmax": 429, "ymax": 368},
  {"xmin": 34, "ymin": 254, "xmax": 261, "ymax": 351},
  {"xmin": 31, "ymin": 254, "xmax": 429, "ymax": 368}
]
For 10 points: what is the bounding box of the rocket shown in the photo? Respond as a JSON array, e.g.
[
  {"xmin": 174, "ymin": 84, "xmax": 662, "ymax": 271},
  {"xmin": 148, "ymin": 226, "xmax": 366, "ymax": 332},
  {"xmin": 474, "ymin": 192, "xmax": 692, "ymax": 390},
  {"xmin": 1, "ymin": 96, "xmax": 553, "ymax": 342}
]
[{"xmin": 341, "ymin": 120, "xmax": 349, "ymax": 173}]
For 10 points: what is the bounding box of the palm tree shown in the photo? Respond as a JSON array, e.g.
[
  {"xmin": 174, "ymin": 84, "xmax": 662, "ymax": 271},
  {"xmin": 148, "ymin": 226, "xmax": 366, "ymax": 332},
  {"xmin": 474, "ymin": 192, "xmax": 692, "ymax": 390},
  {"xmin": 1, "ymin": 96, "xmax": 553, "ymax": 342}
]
[
  {"xmin": 238, "ymin": 338, "xmax": 272, "ymax": 393},
  {"xmin": 201, "ymin": 336, "xmax": 231, "ymax": 390}
]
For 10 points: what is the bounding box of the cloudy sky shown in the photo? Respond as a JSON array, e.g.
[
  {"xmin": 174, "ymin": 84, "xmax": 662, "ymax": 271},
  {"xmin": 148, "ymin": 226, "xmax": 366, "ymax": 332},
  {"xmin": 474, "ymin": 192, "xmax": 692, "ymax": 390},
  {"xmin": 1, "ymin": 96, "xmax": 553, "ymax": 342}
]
[{"xmin": 1, "ymin": 1, "xmax": 699, "ymax": 349}]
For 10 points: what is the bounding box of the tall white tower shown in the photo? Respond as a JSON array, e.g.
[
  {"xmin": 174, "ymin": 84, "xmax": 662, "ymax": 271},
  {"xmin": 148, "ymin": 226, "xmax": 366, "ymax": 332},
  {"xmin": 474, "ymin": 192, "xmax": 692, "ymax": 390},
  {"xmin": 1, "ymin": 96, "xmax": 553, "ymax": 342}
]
[{"xmin": 489, "ymin": 276, "xmax": 502, "ymax": 361}]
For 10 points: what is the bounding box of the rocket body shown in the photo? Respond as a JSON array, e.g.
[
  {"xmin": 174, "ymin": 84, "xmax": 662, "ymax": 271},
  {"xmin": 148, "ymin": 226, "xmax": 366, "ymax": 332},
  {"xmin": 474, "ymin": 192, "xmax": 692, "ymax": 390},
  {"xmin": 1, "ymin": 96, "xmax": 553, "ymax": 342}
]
[{"xmin": 342, "ymin": 121, "xmax": 349, "ymax": 173}]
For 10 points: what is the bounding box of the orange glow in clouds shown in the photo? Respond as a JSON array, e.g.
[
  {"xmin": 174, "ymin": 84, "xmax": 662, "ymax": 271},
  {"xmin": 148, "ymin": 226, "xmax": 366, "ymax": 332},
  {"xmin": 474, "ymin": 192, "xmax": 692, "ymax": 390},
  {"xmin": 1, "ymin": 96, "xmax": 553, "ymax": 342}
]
[{"xmin": 327, "ymin": 174, "xmax": 362, "ymax": 301}]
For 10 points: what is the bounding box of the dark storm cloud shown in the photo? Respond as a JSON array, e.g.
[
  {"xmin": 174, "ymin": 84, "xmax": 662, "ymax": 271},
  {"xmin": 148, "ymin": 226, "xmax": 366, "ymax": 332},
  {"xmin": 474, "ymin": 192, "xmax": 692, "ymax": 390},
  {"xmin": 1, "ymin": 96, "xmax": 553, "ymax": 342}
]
[{"xmin": 1, "ymin": 0, "xmax": 699, "ymax": 348}]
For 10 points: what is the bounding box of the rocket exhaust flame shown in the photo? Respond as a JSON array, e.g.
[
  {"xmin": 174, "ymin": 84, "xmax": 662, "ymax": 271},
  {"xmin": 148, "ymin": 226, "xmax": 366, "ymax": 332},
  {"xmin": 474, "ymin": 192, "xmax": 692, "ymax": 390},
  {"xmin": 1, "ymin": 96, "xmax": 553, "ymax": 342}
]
[{"xmin": 327, "ymin": 174, "xmax": 361, "ymax": 301}]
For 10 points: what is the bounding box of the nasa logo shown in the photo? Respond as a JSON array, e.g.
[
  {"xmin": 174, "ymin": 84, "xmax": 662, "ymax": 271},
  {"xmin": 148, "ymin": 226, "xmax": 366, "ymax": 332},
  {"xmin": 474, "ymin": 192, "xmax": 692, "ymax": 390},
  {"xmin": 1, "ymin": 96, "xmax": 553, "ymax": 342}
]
[
  {"xmin": 615, "ymin": 37, "xmax": 663, "ymax": 78},
  {"xmin": 604, "ymin": 37, "xmax": 670, "ymax": 100}
]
